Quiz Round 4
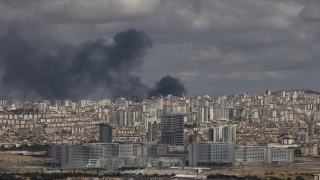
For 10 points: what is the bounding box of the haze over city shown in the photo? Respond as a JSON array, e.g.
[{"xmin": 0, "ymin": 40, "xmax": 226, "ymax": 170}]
[
  {"xmin": 2, "ymin": 1, "xmax": 320, "ymax": 179},
  {"xmin": 0, "ymin": 0, "xmax": 319, "ymax": 101}
]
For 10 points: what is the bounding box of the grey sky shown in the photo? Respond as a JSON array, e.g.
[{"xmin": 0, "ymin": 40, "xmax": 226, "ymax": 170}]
[{"xmin": 0, "ymin": 0, "xmax": 319, "ymax": 100}]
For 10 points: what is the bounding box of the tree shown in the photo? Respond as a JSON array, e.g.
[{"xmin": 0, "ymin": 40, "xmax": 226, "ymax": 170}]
[
  {"xmin": 269, "ymin": 176, "xmax": 282, "ymax": 180},
  {"xmin": 207, "ymin": 174, "xmax": 238, "ymax": 179},
  {"xmin": 116, "ymin": 172, "xmax": 122, "ymax": 177},
  {"xmin": 294, "ymin": 149, "xmax": 302, "ymax": 157},
  {"xmin": 296, "ymin": 176, "xmax": 304, "ymax": 180}
]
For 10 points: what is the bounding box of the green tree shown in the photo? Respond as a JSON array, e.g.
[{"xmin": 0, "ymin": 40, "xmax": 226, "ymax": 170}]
[
  {"xmin": 269, "ymin": 176, "xmax": 282, "ymax": 180},
  {"xmin": 296, "ymin": 176, "xmax": 304, "ymax": 180},
  {"xmin": 294, "ymin": 149, "xmax": 302, "ymax": 156}
]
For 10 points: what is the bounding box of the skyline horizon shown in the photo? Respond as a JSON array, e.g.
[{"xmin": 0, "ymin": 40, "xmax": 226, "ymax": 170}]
[{"xmin": 1, "ymin": 88, "xmax": 319, "ymax": 102}]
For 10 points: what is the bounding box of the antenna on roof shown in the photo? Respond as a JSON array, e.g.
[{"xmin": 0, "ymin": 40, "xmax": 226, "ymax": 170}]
[
  {"xmin": 23, "ymin": 89, "xmax": 26, "ymax": 103},
  {"xmin": 164, "ymin": 96, "xmax": 167, "ymax": 114},
  {"xmin": 171, "ymin": 95, "xmax": 173, "ymax": 113}
]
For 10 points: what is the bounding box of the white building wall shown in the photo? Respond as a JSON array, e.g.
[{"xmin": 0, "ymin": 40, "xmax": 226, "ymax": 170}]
[{"xmin": 189, "ymin": 142, "xmax": 235, "ymax": 166}]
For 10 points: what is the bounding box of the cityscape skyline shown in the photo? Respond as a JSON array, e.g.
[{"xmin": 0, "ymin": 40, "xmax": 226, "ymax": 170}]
[
  {"xmin": 0, "ymin": 81, "xmax": 319, "ymax": 177},
  {"xmin": 0, "ymin": 89, "xmax": 319, "ymax": 102},
  {"xmin": 1, "ymin": 1, "xmax": 320, "ymax": 178}
]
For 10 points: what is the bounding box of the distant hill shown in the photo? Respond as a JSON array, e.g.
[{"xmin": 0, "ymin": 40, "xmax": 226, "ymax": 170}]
[
  {"xmin": 303, "ymin": 90, "xmax": 320, "ymax": 95},
  {"xmin": 272, "ymin": 89, "xmax": 320, "ymax": 95}
]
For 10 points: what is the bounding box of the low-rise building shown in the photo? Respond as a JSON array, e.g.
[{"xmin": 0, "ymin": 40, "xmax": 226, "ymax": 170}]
[
  {"xmin": 189, "ymin": 142, "xmax": 235, "ymax": 166},
  {"xmin": 235, "ymin": 146, "xmax": 294, "ymax": 164}
]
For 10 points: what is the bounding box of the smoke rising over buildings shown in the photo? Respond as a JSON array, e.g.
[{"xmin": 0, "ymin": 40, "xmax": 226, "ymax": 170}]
[
  {"xmin": 147, "ymin": 75, "xmax": 188, "ymax": 98},
  {"xmin": 0, "ymin": 28, "xmax": 187, "ymax": 100},
  {"xmin": 0, "ymin": 1, "xmax": 319, "ymax": 100}
]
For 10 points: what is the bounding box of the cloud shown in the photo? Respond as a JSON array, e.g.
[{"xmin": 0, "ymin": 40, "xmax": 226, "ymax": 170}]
[
  {"xmin": 299, "ymin": 0, "xmax": 320, "ymax": 21},
  {"xmin": 0, "ymin": 0, "xmax": 319, "ymax": 99}
]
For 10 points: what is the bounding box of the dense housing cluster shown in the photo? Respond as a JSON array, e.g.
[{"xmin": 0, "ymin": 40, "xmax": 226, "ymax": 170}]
[{"xmin": 0, "ymin": 90, "xmax": 319, "ymax": 169}]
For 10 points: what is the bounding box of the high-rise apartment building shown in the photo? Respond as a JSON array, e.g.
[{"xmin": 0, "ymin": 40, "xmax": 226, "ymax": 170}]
[
  {"xmin": 208, "ymin": 126, "xmax": 222, "ymax": 142},
  {"xmin": 161, "ymin": 114, "xmax": 184, "ymax": 145},
  {"xmin": 99, "ymin": 123, "xmax": 112, "ymax": 143},
  {"xmin": 188, "ymin": 134, "xmax": 198, "ymax": 144},
  {"xmin": 307, "ymin": 122, "xmax": 315, "ymax": 136},
  {"xmin": 298, "ymin": 133, "xmax": 309, "ymax": 143},
  {"xmin": 200, "ymin": 106, "xmax": 209, "ymax": 123},
  {"xmin": 208, "ymin": 125, "xmax": 236, "ymax": 143},
  {"xmin": 148, "ymin": 121, "xmax": 158, "ymax": 142},
  {"xmin": 266, "ymin": 90, "xmax": 271, "ymax": 96},
  {"xmin": 222, "ymin": 125, "xmax": 236, "ymax": 142}
]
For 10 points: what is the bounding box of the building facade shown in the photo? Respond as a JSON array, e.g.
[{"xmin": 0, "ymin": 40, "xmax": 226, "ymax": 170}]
[
  {"xmin": 189, "ymin": 142, "xmax": 235, "ymax": 166},
  {"xmin": 148, "ymin": 121, "xmax": 158, "ymax": 142},
  {"xmin": 99, "ymin": 123, "xmax": 112, "ymax": 143},
  {"xmin": 208, "ymin": 125, "xmax": 236, "ymax": 143},
  {"xmin": 161, "ymin": 114, "xmax": 184, "ymax": 145},
  {"xmin": 298, "ymin": 133, "xmax": 309, "ymax": 143},
  {"xmin": 307, "ymin": 122, "xmax": 315, "ymax": 136},
  {"xmin": 53, "ymin": 143, "xmax": 170, "ymax": 169},
  {"xmin": 235, "ymin": 146, "xmax": 294, "ymax": 164}
]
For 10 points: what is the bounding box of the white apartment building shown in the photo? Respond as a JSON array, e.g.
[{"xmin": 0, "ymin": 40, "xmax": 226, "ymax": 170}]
[
  {"xmin": 189, "ymin": 142, "xmax": 235, "ymax": 166},
  {"xmin": 79, "ymin": 99, "xmax": 89, "ymax": 108},
  {"xmin": 200, "ymin": 106, "xmax": 209, "ymax": 123},
  {"xmin": 209, "ymin": 106, "xmax": 230, "ymax": 121},
  {"xmin": 53, "ymin": 143, "xmax": 169, "ymax": 168},
  {"xmin": 235, "ymin": 146, "xmax": 294, "ymax": 164},
  {"xmin": 56, "ymin": 143, "xmax": 120, "ymax": 168},
  {"xmin": 208, "ymin": 125, "xmax": 236, "ymax": 143}
]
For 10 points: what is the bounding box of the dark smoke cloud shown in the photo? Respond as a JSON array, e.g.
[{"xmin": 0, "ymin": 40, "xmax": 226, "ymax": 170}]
[
  {"xmin": 0, "ymin": 28, "xmax": 152, "ymax": 100},
  {"xmin": 147, "ymin": 75, "xmax": 188, "ymax": 98}
]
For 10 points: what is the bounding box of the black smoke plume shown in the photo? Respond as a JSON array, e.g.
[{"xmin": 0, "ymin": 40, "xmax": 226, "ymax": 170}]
[
  {"xmin": 147, "ymin": 75, "xmax": 188, "ymax": 98},
  {"xmin": 0, "ymin": 28, "xmax": 152, "ymax": 99}
]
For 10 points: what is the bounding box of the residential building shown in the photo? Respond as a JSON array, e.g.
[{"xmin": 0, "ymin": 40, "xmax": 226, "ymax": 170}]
[
  {"xmin": 99, "ymin": 123, "xmax": 112, "ymax": 143},
  {"xmin": 307, "ymin": 122, "xmax": 315, "ymax": 136},
  {"xmin": 148, "ymin": 121, "xmax": 158, "ymax": 142},
  {"xmin": 161, "ymin": 114, "xmax": 184, "ymax": 145},
  {"xmin": 208, "ymin": 125, "xmax": 236, "ymax": 143}
]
